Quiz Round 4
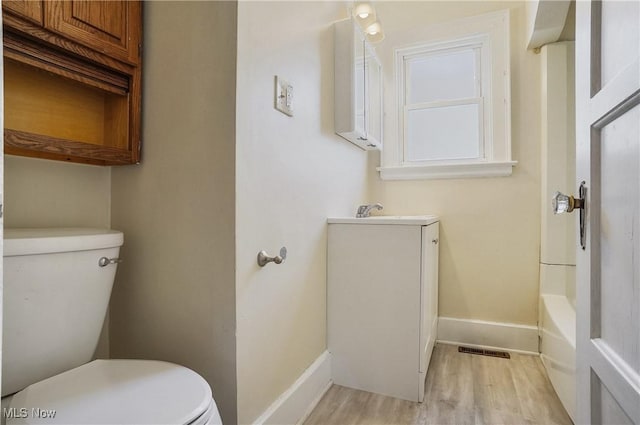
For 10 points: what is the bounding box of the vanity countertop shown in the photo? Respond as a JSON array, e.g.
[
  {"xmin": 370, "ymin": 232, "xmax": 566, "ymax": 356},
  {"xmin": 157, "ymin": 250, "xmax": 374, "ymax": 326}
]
[{"xmin": 328, "ymin": 215, "xmax": 439, "ymax": 226}]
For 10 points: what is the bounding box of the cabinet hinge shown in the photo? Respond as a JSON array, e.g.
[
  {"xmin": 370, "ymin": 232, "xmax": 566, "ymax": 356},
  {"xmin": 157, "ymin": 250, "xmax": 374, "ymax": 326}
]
[{"xmin": 136, "ymin": 140, "xmax": 142, "ymax": 164}]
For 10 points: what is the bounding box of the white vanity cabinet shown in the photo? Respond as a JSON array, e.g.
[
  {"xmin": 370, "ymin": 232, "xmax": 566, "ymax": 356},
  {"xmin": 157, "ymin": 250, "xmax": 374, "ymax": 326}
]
[
  {"xmin": 334, "ymin": 19, "xmax": 383, "ymax": 150},
  {"xmin": 327, "ymin": 216, "xmax": 439, "ymax": 402}
]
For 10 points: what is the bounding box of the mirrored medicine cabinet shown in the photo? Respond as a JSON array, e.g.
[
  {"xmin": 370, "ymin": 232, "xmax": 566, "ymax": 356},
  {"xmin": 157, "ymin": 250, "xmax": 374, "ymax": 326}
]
[{"xmin": 334, "ymin": 19, "xmax": 383, "ymax": 150}]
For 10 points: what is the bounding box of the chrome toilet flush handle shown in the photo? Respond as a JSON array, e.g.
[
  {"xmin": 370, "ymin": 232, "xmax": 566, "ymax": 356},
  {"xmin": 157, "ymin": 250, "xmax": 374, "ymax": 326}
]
[
  {"xmin": 257, "ymin": 247, "xmax": 287, "ymax": 267},
  {"xmin": 98, "ymin": 257, "xmax": 123, "ymax": 267}
]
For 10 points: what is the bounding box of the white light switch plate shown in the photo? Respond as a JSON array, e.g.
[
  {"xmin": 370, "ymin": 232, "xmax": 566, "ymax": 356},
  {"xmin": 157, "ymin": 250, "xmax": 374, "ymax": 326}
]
[{"xmin": 274, "ymin": 76, "xmax": 293, "ymax": 117}]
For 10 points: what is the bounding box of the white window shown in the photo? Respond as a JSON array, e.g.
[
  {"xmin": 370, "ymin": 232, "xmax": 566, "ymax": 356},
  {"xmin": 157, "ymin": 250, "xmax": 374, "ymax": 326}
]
[{"xmin": 379, "ymin": 10, "xmax": 516, "ymax": 180}]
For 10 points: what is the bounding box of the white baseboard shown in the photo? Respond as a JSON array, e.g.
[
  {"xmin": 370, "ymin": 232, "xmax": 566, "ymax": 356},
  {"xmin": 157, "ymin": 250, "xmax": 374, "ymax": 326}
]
[
  {"xmin": 253, "ymin": 351, "xmax": 332, "ymax": 425},
  {"xmin": 437, "ymin": 316, "xmax": 539, "ymax": 355}
]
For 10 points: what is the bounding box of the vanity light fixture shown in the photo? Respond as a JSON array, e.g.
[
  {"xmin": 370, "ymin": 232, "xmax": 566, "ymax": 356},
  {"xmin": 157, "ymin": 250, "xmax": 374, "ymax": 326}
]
[
  {"xmin": 365, "ymin": 20, "xmax": 385, "ymax": 43},
  {"xmin": 352, "ymin": 2, "xmax": 384, "ymax": 43},
  {"xmin": 366, "ymin": 21, "xmax": 381, "ymax": 35},
  {"xmin": 354, "ymin": 2, "xmax": 377, "ymax": 28},
  {"xmin": 354, "ymin": 2, "xmax": 373, "ymax": 18}
]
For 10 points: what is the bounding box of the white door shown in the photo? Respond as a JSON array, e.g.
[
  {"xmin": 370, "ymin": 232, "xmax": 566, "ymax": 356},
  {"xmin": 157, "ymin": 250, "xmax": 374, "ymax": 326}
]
[{"xmin": 576, "ymin": 1, "xmax": 640, "ymax": 424}]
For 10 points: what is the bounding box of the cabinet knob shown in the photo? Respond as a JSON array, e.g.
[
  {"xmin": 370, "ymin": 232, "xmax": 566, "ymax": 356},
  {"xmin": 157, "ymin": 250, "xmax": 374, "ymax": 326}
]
[{"xmin": 432, "ymin": 238, "xmax": 439, "ymax": 244}]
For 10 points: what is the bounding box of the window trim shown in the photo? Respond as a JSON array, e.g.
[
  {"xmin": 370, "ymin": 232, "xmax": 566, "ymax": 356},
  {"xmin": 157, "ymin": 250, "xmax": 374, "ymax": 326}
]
[{"xmin": 379, "ymin": 9, "xmax": 515, "ymax": 180}]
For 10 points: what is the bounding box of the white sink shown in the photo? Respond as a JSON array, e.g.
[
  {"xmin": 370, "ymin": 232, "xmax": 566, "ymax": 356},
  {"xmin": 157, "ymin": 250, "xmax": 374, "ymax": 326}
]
[{"xmin": 327, "ymin": 215, "xmax": 439, "ymax": 225}]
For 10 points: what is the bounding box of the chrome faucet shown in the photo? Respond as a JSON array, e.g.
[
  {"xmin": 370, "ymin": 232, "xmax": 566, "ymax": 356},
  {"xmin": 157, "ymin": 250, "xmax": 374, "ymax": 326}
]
[{"xmin": 356, "ymin": 203, "xmax": 383, "ymax": 218}]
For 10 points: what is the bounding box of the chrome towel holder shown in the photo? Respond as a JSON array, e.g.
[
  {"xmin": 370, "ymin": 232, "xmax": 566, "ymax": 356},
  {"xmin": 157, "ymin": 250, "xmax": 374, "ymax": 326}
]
[{"xmin": 257, "ymin": 247, "xmax": 287, "ymax": 267}]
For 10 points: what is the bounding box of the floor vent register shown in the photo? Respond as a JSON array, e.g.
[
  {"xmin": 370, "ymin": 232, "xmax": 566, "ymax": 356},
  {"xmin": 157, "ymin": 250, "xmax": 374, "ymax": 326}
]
[{"xmin": 458, "ymin": 346, "xmax": 511, "ymax": 359}]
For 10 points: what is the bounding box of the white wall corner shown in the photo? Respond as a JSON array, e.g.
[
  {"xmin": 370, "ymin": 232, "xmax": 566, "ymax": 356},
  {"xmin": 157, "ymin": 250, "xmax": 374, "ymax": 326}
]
[
  {"xmin": 437, "ymin": 316, "xmax": 539, "ymax": 354},
  {"xmin": 252, "ymin": 351, "xmax": 332, "ymax": 425}
]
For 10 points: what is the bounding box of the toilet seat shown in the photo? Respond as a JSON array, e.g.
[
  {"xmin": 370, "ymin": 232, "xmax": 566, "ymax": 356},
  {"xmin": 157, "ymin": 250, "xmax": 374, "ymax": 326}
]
[{"xmin": 5, "ymin": 359, "xmax": 221, "ymax": 425}]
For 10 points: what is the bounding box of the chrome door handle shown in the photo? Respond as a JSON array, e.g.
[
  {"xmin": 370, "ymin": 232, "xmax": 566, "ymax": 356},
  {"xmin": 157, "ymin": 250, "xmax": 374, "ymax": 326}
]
[{"xmin": 98, "ymin": 257, "xmax": 123, "ymax": 267}]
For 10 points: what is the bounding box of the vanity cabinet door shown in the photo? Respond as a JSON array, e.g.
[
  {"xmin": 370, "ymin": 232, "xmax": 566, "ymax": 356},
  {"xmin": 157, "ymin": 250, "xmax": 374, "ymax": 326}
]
[
  {"xmin": 328, "ymin": 220, "xmax": 440, "ymax": 402},
  {"xmin": 419, "ymin": 223, "xmax": 439, "ymax": 376},
  {"xmin": 2, "ymin": 0, "xmax": 43, "ymax": 25},
  {"xmin": 44, "ymin": 0, "xmax": 141, "ymax": 65},
  {"xmin": 328, "ymin": 223, "xmax": 422, "ymax": 401}
]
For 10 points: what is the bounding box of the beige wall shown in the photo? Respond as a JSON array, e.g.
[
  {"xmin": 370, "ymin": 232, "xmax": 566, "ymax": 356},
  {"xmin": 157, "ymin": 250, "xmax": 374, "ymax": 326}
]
[
  {"xmin": 4, "ymin": 155, "xmax": 112, "ymax": 357},
  {"xmin": 4, "ymin": 156, "xmax": 110, "ymax": 228},
  {"xmin": 370, "ymin": 2, "xmax": 542, "ymax": 326},
  {"xmin": 235, "ymin": 2, "xmax": 369, "ymax": 422},
  {"xmin": 109, "ymin": 2, "xmax": 238, "ymax": 423}
]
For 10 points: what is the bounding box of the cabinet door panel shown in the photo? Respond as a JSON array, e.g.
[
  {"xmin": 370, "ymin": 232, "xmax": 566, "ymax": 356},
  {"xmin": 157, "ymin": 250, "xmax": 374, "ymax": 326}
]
[
  {"xmin": 419, "ymin": 223, "xmax": 439, "ymax": 374},
  {"xmin": 44, "ymin": 0, "xmax": 140, "ymax": 65},
  {"xmin": 3, "ymin": 0, "xmax": 43, "ymax": 25},
  {"xmin": 328, "ymin": 224, "xmax": 422, "ymax": 401}
]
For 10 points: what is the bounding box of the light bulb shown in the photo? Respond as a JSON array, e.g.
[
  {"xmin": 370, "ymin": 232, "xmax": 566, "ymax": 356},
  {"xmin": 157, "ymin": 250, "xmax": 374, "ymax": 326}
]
[
  {"xmin": 354, "ymin": 2, "xmax": 376, "ymax": 28},
  {"xmin": 354, "ymin": 3, "xmax": 374, "ymax": 18},
  {"xmin": 366, "ymin": 22, "xmax": 382, "ymax": 35},
  {"xmin": 366, "ymin": 29, "xmax": 385, "ymax": 43}
]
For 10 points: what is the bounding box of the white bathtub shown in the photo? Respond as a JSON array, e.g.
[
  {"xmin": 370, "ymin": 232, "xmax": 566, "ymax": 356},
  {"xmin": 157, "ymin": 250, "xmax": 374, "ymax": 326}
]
[
  {"xmin": 540, "ymin": 294, "xmax": 576, "ymax": 422},
  {"xmin": 539, "ymin": 41, "xmax": 576, "ymax": 424}
]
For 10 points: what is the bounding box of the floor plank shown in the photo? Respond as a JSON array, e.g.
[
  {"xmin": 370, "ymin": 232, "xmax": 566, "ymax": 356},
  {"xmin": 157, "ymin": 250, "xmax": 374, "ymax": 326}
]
[{"xmin": 304, "ymin": 344, "xmax": 573, "ymax": 425}]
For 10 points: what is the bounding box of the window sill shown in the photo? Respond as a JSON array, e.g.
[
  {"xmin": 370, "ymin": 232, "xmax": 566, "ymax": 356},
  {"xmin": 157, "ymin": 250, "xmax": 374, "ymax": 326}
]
[{"xmin": 377, "ymin": 161, "xmax": 517, "ymax": 180}]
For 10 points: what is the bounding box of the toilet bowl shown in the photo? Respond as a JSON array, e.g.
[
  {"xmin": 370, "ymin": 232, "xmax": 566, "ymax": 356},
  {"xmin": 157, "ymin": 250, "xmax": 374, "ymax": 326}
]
[{"xmin": 2, "ymin": 228, "xmax": 223, "ymax": 425}]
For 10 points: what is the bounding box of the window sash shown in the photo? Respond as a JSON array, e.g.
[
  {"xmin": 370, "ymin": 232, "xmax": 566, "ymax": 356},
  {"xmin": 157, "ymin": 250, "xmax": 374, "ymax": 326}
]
[
  {"xmin": 403, "ymin": 98, "xmax": 485, "ymax": 164},
  {"xmin": 400, "ymin": 43, "xmax": 487, "ymax": 164},
  {"xmin": 403, "ymin": 45, "xmax": 482, "ymax": 104},
  {"xmin": 401, "ymin": 42, "xmax": 486, "ymax": 165}
]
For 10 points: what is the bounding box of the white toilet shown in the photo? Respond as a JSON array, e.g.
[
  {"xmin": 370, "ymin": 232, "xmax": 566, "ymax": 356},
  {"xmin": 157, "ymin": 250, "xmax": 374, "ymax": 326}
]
[{"xmin": 1, "ymin": 228, "xmax": 223, "ymax": 425}]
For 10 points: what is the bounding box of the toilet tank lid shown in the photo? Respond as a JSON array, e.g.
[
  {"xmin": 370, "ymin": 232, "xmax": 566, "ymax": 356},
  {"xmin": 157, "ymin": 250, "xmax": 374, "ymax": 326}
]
[{"xmin": 4, "ymin": 228, "xmax": 124, "ymax": 256}]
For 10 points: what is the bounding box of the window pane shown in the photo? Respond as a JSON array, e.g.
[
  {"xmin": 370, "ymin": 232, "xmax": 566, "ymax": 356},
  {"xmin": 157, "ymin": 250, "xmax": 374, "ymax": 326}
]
[
  {"xmin": 406, "ymin": 104, "xmax": 481, "ymax": 161},
  {"xmin": 407, "ymin": 49, "xmax": 478, "ymax": 104}
]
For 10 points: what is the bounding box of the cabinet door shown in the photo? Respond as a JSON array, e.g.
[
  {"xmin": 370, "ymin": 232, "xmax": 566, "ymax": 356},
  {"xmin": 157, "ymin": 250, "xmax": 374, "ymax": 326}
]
[
  {"xmin": 354, "ymin": 32, "xmax": 366, "ymax": 137},
  {"xmin": 3, "ymin": 0, "xmax": 43, "ymax": 25},
  {"xmin": 44, "ymin": 0, "xmax": 140, "ymax": 65},
  {"xmin": 364, "ymin": 43, "xmax": 383, "ymax": 146},
  {"xmin": 419, "ymin": 223, "xmax": 439, "ymax": 374},
  {"xmin": 328, "ymin": 223, "xmax": 423, "ymax": 401}
]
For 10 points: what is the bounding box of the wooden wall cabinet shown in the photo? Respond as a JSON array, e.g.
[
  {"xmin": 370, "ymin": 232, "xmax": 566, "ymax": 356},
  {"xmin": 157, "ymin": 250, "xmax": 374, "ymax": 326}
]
[{"xmin": 2, "ymin": 0, "xmax": 142, "ymax": 165}]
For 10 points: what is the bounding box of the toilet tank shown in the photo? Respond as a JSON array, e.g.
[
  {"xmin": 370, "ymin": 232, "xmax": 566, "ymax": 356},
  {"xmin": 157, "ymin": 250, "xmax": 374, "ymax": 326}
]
[{"xmin": 2, "ymin": 228, "xmax": 124, "ymax": 396}]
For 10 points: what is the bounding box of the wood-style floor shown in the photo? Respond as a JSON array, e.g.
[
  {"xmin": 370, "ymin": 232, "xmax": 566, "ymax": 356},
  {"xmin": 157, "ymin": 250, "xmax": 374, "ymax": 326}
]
[{"xmin": 304, "ymin": 344, "xmax": 573, "ymax": 425}]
